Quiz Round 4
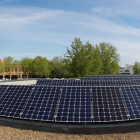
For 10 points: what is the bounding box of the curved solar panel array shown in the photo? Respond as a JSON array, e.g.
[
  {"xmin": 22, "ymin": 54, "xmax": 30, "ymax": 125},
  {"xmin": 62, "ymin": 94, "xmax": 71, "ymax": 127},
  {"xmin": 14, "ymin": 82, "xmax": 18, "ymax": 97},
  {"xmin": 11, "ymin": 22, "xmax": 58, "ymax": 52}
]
[{"xmin": 0, "ymin": 75, "xmax": 140, "ymax": 124}]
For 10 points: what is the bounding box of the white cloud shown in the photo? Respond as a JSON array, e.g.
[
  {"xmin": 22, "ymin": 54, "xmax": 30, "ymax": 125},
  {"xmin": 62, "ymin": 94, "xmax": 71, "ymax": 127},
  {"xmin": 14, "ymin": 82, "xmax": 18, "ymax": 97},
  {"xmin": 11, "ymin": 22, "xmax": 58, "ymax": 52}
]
[
  {"xmin": 0, "ymin": 7, "xmax": 140, "ymax": 38},
  {"xmin": 91, "ymin": 7, "xmax": 113, "ymax": 16},
  {"xmin": 0, "ymin": 9, "xmax": 61, "ymax": 24},
  {"xmin": 90, "ymin": 0, "xmax": 140, "ymax": 18}
]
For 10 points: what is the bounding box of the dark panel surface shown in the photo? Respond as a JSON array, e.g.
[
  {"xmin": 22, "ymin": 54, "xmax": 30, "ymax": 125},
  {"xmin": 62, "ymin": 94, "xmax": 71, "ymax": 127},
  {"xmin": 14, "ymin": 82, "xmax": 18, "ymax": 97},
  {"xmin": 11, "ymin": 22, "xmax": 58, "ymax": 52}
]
[
  {"xmin": 0, "ymin": 85, "xmax": 33, "ymax": 118},
  {"xmin": 67, "ymin": 80, "xmax": 83, "ymax": 86},
  {"xmin": 56, "ymin": 86, "xmax": 92, "ymax": 122},
  {"xmin": 0, "ymin": 85, "xmax": 8, "ymax": 97},
  {"xmin": 121, "ymin": 86, "xmax": 140, "ymax": 120},
  {"xmin": 36, "ymin": 79, "xmax": 52, "ymax": 85},
  {"xmin": 21, "ymin": 86, "xmax": 61, "ymax": 121},
  {"xmin": 92, "ymin": 86, "xmax": 129, "ymax": 122},
  {"xmin": 51, "ymin": 80, "xmax": 68, "ymax": 86}
]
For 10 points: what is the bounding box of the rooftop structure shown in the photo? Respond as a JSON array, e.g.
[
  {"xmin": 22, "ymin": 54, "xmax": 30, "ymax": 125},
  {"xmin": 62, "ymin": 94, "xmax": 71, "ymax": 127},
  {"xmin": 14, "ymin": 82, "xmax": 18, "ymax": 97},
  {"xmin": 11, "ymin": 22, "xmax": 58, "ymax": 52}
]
[{"xmin": 119, "ymin": 64, "xmax": 134, "ymax": 74}]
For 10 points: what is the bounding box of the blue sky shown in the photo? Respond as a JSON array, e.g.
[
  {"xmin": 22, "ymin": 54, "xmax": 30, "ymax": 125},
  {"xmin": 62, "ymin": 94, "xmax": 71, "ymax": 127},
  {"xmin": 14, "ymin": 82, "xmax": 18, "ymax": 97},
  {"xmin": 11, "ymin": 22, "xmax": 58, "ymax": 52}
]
[{"xmin": 0, "ymin": 0, "xmax": 140, "ymax": 66}]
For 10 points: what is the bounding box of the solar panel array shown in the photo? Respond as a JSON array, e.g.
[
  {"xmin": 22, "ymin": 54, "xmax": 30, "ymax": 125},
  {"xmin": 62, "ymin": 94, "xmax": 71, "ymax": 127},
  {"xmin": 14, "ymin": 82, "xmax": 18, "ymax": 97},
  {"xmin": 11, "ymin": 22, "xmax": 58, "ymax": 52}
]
[
  {"xmin": 81, "ymin": 75, "xmax": 140, "ymax": 81},
  {"xmin": 33, "ymin": 76, "xmax": 140, "ymax": 123},
  {"xmin": 0, "ymin": 74, "xmax": 140, "ymax": 124},
  {"xmin": 36, "ymin": 78, "xmax": 140, "ymax": 86}
]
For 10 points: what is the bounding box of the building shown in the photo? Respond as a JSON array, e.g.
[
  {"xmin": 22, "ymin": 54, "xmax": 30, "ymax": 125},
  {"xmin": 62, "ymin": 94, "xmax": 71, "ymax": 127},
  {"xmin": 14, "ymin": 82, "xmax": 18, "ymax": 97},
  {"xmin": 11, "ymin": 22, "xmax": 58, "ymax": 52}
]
[
  {"xmin": 119, "ymin": 64, "xmax": 134, "ymax": 74},
  {"xmin": 0, "ymin": 59, "xmax": 29, "ymax": 80}
]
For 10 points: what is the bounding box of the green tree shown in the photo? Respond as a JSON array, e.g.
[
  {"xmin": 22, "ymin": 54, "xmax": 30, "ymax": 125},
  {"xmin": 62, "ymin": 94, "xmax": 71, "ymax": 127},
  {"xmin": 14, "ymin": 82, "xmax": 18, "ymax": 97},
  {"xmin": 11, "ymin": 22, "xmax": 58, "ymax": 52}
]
[
  {"xmin": 133, "ymin": 61, "xmax": 140, "ymax": 74},
  {"xmin": 4, "ymin": 56, "xmax": 14, "ymax": 72},
  {"xmin": 0, "ymin": 61, "xmax": 4, "ymax": 73},
  {"xmin": 65, "ymin": 37, "xmax": 95, "ymax": 77},
  {"xmin": 97, "ymin": 42, "xmax": 120, "ymax": 74},
  {"xmin": 42, "ymin": 57, "xmax": 51, "ymax": 77},
  {"xmin": 20, "ymin": 58, "xmax": 33, "ymax": 76},
  {"xmin": 32, "ymin": 56, "xmax": 51, "ymax": 77},
  {"xmin": 91, "ymin": 45, "xmax": 103, "ymax": 75},
  {"xmin": 51, "ymin": 56, "xmax": 65, "ymax": 78}
]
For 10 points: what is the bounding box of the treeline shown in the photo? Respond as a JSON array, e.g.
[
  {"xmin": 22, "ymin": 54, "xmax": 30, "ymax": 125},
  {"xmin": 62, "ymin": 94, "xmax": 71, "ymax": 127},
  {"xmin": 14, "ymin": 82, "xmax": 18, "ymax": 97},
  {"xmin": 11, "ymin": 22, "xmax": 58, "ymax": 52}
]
[
  {"xmin": 0, "ymin": 56, "xmax": 65, "ymax": 78},
  {"xmin": 0, "ymin": 37, "xmax": 121, "ymax": 78}
]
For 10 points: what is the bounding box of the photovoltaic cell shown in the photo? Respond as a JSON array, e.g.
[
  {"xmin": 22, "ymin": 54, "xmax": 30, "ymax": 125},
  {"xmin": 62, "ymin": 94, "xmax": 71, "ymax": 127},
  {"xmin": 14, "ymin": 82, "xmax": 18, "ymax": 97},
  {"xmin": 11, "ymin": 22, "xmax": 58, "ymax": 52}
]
[
  {"xmin": 92, "ymin": 87, "xmax": 129, "ymax": 122},
  {"xmin": 56, "ymin": 86, "xmax": 92, "ymax": 122},
  {"xmin": 0, "ymin": 85, "xmax": 33, "ymax": 118},
  {"xmin": 121, "ymin": 86, "xmax": 140, "ymax": 120},
  {"xmin": 21, "ymin": 86, "xmax": 61, "ymax": 121}
]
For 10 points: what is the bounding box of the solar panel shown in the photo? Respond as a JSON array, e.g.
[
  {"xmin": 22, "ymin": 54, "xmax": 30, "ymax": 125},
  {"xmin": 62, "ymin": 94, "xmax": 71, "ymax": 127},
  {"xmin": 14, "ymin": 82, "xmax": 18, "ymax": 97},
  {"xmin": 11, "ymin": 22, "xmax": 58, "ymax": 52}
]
[
  {"xmin": 91, "ymin": 81, "xmax": 100, "ymax": 86},
  {"xmin": 36, "ymin": 79, "xmax": 52, "ymax": 85},
  {"xmin": 92, "ymin": 86, "xmax": 129, "ymax": 122},
  {"xmin": 0, "ymin": 85, "xmax": 33, "ymax": 118},
  {"xmin": 130, "ymin": 80, "xmax": 140, "ymax": 85},
  {"xmin": 99, "ymin": 81, "xmax": 116, "ymax": 86},
  {"xmin": 68, "ymin": 80, "xmax": 83, "ymax": 86},
  {"xmin": 51, "ymin": 80, "xmax": 59, "ymax": 86},
  {"xmin": 51, "ymin": 80, "xmax": 68, "ymax": 86},
  {"xmin": 82, "ymin": 80, "xmax": 101, "ymax": 86},
  {"xmin": 61, "ymin": 80, "xmax": 68, "ymax": 86},
  {"xmin": 21, "ymin": 86, "xmax": 61, "ymax": 121},
  {"xmin": 115, "ymin": 80, "xmax": 131, "ymax": 86},
  {"xmin": 56, "ymin": 86, "xmax": 92, "ymax": 122},
  {"xmin": 121, "ymin": 86, "xmax": 140, "ymax": 120},
  {"xmin": 0, "ymin": 85, "xmax": 8, "ymax": 97},
  {"xmin": 83, "ymin": 80, "xmax": 91, "ymax": 86}
]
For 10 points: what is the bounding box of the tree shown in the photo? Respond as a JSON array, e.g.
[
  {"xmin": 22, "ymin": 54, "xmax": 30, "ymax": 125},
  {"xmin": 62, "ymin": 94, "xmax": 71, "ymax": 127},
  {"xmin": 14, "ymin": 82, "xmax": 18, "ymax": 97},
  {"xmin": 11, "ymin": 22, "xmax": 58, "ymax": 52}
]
[
  {"xmin": 97, "ymin": 42, "xmax": 120, "ymax": 74},
  {"xmin": 32, "ymin": 56, "xmax": 51, "ymax": 77},
  {"xmin": 64, "ymin": 37, "xmax": 95, "ymax": 77},
  {"xmin": 51, "ymin": 56, "xmax": 65, "ymax": 78},
  {"xmin": 91, "ymin": 45, "xmax": 103, "ymax": 75},
  {"xmin": 3, "ymin": 56, "xmax": 14, "ymax": 72},
  {"xmin": 0, "ymin": 61, "xmax": 4, "ymax": 73},
  {"xmin": 20, "ymin": 58, "xmax": 33, "ymax": 76},
  {"xmin": 133, "ymin": 61, "xmax": 140, "ymax": 74}
]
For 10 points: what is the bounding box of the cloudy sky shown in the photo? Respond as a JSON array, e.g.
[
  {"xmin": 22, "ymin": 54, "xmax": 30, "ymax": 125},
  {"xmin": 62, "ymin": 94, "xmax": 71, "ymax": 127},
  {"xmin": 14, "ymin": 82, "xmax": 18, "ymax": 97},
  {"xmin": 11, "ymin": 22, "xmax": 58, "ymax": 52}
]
[{"xmin": 0, "ymin": 0, "xmax": 140, "ymax": 66}]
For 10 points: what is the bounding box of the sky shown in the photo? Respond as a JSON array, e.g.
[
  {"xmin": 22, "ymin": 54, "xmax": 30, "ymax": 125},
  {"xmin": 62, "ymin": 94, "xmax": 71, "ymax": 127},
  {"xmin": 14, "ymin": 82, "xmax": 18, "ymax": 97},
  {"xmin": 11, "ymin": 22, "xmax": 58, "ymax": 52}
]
[{"xmin": 0, "ymin": 0, "xmax": 140, "ymax": 66}]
